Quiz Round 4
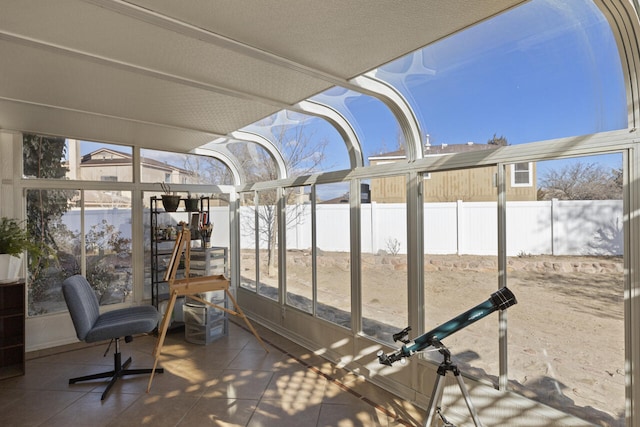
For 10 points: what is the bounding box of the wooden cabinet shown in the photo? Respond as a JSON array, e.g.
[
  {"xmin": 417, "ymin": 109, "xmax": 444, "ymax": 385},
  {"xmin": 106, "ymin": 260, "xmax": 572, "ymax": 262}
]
[{"xmin": 0, "ymin": 279, "xmax": 25, "ymax": 380}]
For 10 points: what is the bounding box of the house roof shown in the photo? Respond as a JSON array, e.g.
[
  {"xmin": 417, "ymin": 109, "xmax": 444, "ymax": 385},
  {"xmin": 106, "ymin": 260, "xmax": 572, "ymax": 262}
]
[
  {"xmin": 369, "ymin": 143, "xmax": 499, "ymax": 161},
  {"xmin": 80, "ymin": 148, "xmax": 191, "ymax": 174}
]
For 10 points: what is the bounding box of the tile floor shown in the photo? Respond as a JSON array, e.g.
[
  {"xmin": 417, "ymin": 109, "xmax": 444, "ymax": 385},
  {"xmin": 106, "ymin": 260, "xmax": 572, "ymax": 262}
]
[{"xmin": 0, "ymin": 321, "xmax": 426, "ymax": 426}]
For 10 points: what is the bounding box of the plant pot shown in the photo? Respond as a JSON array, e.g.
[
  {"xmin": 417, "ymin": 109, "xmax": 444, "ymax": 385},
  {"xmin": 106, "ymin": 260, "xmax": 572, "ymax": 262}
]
[
  {"xmin": 184, "ymin": 198, "xmax": 199, "ymax": 212},
  {"xmin": 161, "ymin": 195, "xmax": 181, "ymax": 212},
  {"xmin": 0, "ymin": 253, "xmax": 22, "ymax": 282}
]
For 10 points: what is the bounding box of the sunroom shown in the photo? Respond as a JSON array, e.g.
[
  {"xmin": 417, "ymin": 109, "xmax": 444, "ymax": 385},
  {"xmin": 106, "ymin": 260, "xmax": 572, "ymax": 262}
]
[{"xmin": 0, "ymin": 0, "xmax": 636, "ymax": 425}]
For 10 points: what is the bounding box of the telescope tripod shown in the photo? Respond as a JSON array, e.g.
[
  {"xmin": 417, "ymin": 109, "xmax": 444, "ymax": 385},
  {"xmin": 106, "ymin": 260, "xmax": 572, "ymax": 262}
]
[{"xmin": 425, "ymin": 343, "xmax": 483, "ymax": 427}]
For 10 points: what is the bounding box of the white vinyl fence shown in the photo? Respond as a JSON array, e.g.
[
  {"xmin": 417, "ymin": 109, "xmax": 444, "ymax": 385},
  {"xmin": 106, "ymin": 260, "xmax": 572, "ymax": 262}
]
[
  {"xmin": 64, "ymin": 200, "xmax": 623, "ymax": 257},
  {"xmin": 246, "ymin": 199, "xmax": 623, "ymax": 257}
]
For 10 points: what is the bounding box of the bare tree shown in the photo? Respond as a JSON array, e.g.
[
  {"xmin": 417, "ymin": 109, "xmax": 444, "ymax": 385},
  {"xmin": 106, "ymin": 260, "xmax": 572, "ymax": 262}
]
[
  {"xmin": 181, "ymin": 153, "xmax": 235, "ymax": 186},
  {"xmin": 238, "ymin": 120, "xmax": 330, "ymax": 276},
  {"xmin": 538, "ymin": 161, "xmax": 622, "ymax": 200},
  {"xmin": 487, "ymin": 133, "xmax": 508, "ymax": 146}
]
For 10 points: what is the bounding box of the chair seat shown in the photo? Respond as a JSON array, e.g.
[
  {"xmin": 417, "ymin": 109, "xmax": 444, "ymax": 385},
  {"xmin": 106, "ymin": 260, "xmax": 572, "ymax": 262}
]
[{"xmin": 85, "ymin": 305, "xmax": 160, "ymax": 343}]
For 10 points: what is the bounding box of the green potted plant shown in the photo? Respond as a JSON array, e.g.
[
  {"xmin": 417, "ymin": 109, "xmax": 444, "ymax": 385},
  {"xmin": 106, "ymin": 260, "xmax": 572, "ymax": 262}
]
[
  {"xmin": 0, "ymin": 217, "xmax": 40, "ymax": 281},
  {"xmin": 160, "ymin": 182, "xmax": 181, "ymax": 212}
]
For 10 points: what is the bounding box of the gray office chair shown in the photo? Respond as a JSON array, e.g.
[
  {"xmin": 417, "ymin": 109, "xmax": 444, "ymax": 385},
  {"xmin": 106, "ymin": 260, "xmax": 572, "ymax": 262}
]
[{"xmin": 62, "ymin": 274, "xmax": 164, "ymax": 400}]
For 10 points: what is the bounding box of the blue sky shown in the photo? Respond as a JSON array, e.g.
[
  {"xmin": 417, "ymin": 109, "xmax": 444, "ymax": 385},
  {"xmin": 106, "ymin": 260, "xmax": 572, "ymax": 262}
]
[{"xmin": 314, "ymin": 0, "xmax": 626, "ymax": 176}]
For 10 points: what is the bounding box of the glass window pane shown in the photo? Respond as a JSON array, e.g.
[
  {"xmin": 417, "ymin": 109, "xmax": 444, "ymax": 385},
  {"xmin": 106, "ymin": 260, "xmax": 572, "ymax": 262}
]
[
  {"xmin": 140, "ymin": 148, "xmax": 233, "ymax": 185},
  {"xmin": 23, "ymin": 134, "xmax": 68, "ymax": 180},
  {"xmin": 257, "ymin": 189, "xmax": 278, "ymax": 301},
  {"xmin": 24, "ymin": 137, "xmax": 134, "ymax": 183},
  {"xmin": 316, "ymin": 182, "xmax": 351, "ymax": 328},
  {"xmin": 84, "ymin": 201, "xmax": 132, "ymax": 306},
  {"xmin": 361, "ymin": 177, "xmax": 408, "ymax": 343},
  {"xmin": 512, "ymin": 162, "xmax": 532, "ymax": 186},
  {"xmin": 423, "ymin": 166, "xmax": 499, "ymax": 384},
  {"xmin": 311, "ymin": 88, "xmax": 403, "ymax": 165},
  {"xmin": 27, "ymin": 188, "xmax": 78, "ymax": 315},
  {"xmin": 242, "ymin": 111, "xmax": 351, "ymax": 175},
  {"xmin": 72, "ymin": 141, "xmax": 133, "ymax": 183},
  {"xmin": 285, "ymin": 186, "xmax": 313, "ymax": 313},
  {"xmin": 507, "ymin": 154, "xmax": 624, "ymax": 425},
  {"xmin": 371, "ymin": 0, "xmax": 625, "ymax": 154},
  {"xmin": 239, "ymin": 192, "xmax": 257, "ymax": 292},
  {"xmin": 228, "ymin": 141, "xmax": 278, "ymax": 186},
  {"xmin": 27, "ymin": 189, "xmax": 132, "ymax": 315},
  {"xmin": 209, "ymin": 194, "xmax": 230, "ymax": 276}
]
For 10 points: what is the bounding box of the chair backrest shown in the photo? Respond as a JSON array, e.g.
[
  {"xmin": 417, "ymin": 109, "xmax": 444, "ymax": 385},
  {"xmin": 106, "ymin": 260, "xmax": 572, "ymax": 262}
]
[{"xmin": 62, "ymin": 275, "xmax": 101, "ymax": 341}]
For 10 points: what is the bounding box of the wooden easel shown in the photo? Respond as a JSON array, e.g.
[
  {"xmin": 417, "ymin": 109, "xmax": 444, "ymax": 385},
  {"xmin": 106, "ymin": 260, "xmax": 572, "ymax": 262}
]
[{"xmin": 147, "ymin": 226, "xmax": 268, "ymax": 392}]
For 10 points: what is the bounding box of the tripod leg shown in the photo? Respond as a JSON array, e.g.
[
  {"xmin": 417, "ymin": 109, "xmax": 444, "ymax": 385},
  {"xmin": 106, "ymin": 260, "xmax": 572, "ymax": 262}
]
[
  {"xmin": 424, "ymin": 373, "xmax": 446, "ymax": 427},
  {"xmin": 454, "ymin": 373, "xmax": 484, "ymax": 427}
]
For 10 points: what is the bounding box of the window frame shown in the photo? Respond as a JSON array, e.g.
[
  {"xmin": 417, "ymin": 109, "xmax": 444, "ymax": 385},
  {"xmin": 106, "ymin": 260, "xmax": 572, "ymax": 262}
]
[{"xmin": 511, "ymin": 162, "xmax": 533, "ymax": 187}]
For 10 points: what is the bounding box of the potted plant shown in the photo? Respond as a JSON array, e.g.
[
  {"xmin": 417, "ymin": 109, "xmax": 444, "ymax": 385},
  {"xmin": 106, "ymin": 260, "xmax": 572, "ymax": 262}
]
[
  {"xmin": 0, "ymin": 217, "xmax": 39, "ymax": 281},
  {"xmin": 160, "ymin": 183, "xmax": 181, "ymax": 212},
  {"xmin": 184, "ymin": 192, "xmax": 199, "ymax": 212}
]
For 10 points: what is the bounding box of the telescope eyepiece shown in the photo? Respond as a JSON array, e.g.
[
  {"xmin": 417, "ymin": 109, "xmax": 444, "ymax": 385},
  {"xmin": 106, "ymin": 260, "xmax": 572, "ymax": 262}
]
[
  {"xmin": 392, "ymin": 326, "xmax": 411, "ymax": 343},
  {"xmin": 377, "ymin": 349, "xmax": 406, "ymax": 366},
  {"xmin": 490, "ymin": 287, "xmax": 517, "ymax": 310}
]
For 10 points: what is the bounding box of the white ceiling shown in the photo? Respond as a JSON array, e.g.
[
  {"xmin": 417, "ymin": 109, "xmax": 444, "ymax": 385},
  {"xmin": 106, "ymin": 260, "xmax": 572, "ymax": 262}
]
[{"xmin": 0, "ymin": 0, "xmax": 525, "ymax": 154}]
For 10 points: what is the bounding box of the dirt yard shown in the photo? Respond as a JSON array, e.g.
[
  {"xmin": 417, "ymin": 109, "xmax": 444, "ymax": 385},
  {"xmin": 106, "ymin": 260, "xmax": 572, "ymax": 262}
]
[{"xmin": 243, "ymin": 252, "xmax": 625, "ymax": 426}]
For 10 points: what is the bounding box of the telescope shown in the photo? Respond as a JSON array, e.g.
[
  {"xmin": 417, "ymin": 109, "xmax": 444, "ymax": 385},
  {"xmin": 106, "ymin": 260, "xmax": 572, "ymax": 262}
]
[{"xmin": 378, "ymin": 287, "xmax": 517, "ymax": 366}]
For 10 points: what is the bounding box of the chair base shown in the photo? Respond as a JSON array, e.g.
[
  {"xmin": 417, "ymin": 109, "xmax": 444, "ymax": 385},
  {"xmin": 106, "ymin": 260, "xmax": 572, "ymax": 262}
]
[{"xmin": 69, "ymin": 341, "xmax": 164, "ymax": 400}]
